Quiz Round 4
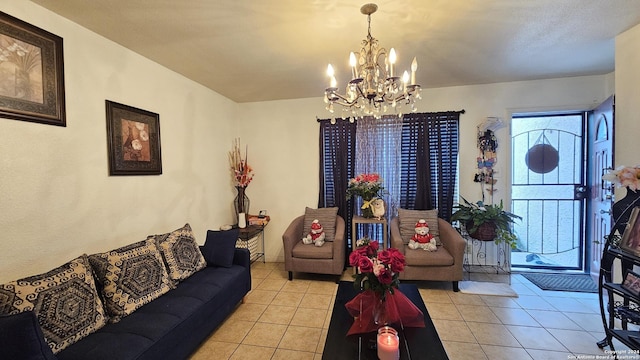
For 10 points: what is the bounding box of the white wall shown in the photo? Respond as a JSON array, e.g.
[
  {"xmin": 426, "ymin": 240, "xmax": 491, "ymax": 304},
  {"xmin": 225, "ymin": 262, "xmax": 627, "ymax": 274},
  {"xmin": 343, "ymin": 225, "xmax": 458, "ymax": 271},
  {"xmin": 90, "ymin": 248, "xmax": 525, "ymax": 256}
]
[
  {"xmin": 0, "ymin": 1, "xmax": 622, "ymax": 280},
  {"xmin": 0, "ymin": 2, "xmax": 239, "ymax": 282},
  {"xmin": 615, "ymin": 23, "xmax": 640, "ymax": 169},
  {"xmin": 241, "ymin": 76, "xmax": 612, "ymax": 263}
]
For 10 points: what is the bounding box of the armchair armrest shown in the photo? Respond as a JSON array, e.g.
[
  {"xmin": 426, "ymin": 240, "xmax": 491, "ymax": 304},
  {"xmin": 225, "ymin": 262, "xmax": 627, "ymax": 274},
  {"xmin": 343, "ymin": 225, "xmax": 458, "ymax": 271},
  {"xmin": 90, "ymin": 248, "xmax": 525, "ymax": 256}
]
[
  {"xmin": 437, "ymin": 218, "xmax": 466, "ymax": 265},
  {"xmin": 282, "ymin": 215, "xmax": 304, "ymax": 269},
  {"xmin": 390, "ymin": 217, "xmax": 405, "ymax": 254},
  {"xmin": 332, "ymin": 215, "xmax": 346, "ymax": 261}
]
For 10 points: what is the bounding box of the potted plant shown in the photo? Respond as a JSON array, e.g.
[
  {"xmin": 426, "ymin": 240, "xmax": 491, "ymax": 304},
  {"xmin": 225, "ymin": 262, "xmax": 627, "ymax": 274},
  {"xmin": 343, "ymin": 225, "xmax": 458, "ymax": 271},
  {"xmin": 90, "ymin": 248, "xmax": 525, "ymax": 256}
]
[{"xmin": 451, "ymin": 197, "xmax": 522, "ymax": 249}]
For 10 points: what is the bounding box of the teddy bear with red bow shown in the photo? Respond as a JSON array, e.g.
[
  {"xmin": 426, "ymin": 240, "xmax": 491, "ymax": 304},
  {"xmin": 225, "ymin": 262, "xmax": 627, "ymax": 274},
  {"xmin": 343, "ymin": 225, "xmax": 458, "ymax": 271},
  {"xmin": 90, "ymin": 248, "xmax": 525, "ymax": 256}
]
[
  {"xmin": 302, "ymin": 219, "xmax": 326, "ymax": 247},
  {"xmin": 408, "ymin": 219, "xmax": 437, "ymax": 251}
]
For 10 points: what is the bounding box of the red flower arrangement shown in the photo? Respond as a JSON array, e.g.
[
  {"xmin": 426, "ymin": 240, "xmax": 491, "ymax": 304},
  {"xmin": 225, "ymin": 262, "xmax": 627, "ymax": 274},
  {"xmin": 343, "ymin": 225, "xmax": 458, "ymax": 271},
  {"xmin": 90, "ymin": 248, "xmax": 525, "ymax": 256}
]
[
  {"xmin": 349, "ymin": 240, "xmax": 405, "ymax": 300},
  {"xmin": 346, "ymin": 173, "xmax": 385, "ymax": 200},
  {"xmin": 345, "ymin": 240, "xmax": 425, "ymax": 335}
]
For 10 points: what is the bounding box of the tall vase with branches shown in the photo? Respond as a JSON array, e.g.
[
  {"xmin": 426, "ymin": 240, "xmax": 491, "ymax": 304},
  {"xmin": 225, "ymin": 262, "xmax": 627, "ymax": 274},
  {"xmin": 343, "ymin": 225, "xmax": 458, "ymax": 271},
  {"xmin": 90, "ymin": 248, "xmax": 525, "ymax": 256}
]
[{"xmin": 229, "ymin": 138, "xmax": 254, "ymax": 222}]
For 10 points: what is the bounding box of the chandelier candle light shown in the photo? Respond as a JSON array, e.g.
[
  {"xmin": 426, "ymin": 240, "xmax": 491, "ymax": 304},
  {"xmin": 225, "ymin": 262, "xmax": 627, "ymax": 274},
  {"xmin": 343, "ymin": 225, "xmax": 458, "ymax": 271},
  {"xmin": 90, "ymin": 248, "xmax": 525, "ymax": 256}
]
[{"xmin": 324, "ymin": 3, "xmax": 421, "ymax": 120}]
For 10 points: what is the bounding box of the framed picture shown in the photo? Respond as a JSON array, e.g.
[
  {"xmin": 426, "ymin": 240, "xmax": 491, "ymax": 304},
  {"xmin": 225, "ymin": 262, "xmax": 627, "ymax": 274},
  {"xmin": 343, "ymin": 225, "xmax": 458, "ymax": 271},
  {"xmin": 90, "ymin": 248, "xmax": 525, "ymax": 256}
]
[
  {"xmin": 622, "ymin": 270, "xmax": 640, "ymax": 297},
  {"xmin": 620, "ymin": 207, "xmax": 640, "ymax": 256},
  {"xmin": 105, "ymin": 100, "xmax": 162, "ymax": 176},
  {"xmin": 0, "ymin": 12, "xmax": 65, "ymax": 126}
]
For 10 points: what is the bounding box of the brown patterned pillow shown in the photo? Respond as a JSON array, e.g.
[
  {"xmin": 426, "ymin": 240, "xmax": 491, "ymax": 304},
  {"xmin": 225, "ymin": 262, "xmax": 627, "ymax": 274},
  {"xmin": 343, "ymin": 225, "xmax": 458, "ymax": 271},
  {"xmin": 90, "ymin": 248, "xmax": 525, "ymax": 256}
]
[
  {"xmin": 397, "ymin": 208, "xmax": 441, "ymax": 245},
  {"xmin": 303, "ymin": 207, "xmax": 339, "ymax": 242},
  {"xmin": 88, "ymin": 238, "xmax": 172, "ymax": 322},
  {"xmin": 150, "ymin": 223, "xmax": 207, "ymax": 282},
  {"xmin": 0, "ymin": 255, "xmax": 108, "ymax": 354}
]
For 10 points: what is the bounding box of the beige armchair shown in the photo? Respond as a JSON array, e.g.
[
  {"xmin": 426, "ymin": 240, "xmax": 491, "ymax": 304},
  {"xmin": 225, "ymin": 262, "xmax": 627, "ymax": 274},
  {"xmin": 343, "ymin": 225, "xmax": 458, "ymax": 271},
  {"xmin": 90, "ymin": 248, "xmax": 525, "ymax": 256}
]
[
  {"xmin": 390, "ymin": 211, "xmax": 465, "ymax": 291},
  {"xmin": 282, "ymin": 212, "xmax": 345, "ymax": 281}
]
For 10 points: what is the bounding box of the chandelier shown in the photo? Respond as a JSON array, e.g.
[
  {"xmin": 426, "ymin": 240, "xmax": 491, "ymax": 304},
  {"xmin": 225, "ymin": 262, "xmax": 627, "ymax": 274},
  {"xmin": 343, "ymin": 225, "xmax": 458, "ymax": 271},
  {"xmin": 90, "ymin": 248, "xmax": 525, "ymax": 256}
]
[{"xmin": 324, "ymin": 3, "xmax": 421, "ymax": 120}]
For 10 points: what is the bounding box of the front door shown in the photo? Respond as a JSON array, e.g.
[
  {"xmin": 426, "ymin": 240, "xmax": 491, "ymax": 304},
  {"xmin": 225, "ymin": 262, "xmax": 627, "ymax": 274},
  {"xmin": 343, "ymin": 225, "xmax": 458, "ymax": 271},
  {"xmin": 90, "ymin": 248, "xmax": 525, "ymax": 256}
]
[
  {"xmin": 587, "ymin": 96, "xmax": 615, "ymax": 280},
  {"xmin": 511, "ymin": 113, "xmax": 586, "ymax": 270}
]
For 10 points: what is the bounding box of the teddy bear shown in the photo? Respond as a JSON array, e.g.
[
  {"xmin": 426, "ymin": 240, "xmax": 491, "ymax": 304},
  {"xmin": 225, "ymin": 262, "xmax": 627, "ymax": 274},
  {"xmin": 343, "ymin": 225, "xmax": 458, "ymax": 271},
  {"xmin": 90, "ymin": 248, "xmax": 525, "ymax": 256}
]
[
  {"xmin": 408, "ymin": 219, "xmax": 437, "ymax": 251},
  {"xmin": 302, "ymin": 219, "xmax": 326, "ymax": 247}
]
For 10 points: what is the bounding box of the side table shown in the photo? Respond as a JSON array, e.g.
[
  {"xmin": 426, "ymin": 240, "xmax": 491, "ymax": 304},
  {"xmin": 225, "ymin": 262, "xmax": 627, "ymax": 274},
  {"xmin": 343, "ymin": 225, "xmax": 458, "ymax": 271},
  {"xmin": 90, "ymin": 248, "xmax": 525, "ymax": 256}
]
[
  {"xmin": 351, "ymin": 216, "xmax": 388, "ymax": 251},
  {"xmin": 237, "ymin": 224, "xmax": 267, "ymax": 263}
]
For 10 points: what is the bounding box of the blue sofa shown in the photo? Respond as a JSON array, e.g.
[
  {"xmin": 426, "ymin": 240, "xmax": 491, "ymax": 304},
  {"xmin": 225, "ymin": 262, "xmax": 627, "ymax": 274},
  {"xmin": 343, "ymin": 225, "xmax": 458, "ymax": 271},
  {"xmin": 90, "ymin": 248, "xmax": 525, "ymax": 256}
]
[{"xmin": 0, "ymin": 247, "xmax": 251, "ymax": 360}]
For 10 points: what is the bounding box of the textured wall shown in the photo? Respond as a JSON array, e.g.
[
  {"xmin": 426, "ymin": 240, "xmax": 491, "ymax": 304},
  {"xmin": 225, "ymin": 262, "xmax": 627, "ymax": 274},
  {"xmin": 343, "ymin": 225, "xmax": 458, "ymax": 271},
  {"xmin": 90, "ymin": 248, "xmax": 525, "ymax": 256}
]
[{"xmin": 0, "ymin": 2, "xmax": 239, "ymax": 282}]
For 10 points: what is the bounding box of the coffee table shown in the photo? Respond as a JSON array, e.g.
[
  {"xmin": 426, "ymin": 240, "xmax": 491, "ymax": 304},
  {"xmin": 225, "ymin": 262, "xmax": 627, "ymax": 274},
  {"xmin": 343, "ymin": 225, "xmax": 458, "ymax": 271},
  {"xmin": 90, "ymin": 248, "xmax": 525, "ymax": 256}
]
[{"xmin": 322, "ymin": 282, "xmax": 449, "ymax": 360}]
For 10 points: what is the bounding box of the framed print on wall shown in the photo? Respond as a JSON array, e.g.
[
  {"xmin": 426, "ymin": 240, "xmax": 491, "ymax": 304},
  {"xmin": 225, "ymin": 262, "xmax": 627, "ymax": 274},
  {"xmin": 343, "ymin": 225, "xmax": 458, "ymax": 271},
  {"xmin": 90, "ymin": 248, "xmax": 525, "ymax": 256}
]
[
  {"xmin": 105, "ymin": 100, "xmax": 162, "ymax": 176},
  {"xmin": 620, "ymin": 207, "xmax": 640, "ymax": 257},
  {"xmin": 0, "ymin": 11, "xmax": 66, "ymax": 126}
]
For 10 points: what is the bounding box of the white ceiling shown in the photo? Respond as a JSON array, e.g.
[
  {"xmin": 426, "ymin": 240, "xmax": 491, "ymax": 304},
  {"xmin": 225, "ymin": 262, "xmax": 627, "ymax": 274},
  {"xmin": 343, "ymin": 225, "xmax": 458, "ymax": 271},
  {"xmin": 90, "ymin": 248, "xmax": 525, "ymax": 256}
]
[{"xmin": 30, "ymin": 0, "xmax": 640, "ymax": 103}]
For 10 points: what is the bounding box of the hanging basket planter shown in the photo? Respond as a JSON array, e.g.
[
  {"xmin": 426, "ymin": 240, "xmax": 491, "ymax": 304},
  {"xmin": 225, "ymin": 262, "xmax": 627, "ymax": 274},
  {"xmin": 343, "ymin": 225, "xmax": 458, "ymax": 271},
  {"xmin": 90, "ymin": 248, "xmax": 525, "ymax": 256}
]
[
  {"xmin": 525, "ymin": 143, "xmax": 559, "ymax": 174},
  {"xmin": 466, "ymin": 221, "xmax": 497, "ymax": 241}
]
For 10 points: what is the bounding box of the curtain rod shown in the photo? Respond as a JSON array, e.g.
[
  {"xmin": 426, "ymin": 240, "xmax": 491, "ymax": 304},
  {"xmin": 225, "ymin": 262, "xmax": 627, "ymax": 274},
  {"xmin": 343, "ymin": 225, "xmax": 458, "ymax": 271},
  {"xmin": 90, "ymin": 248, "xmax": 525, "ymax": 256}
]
[{"xmin": 317, "ymin": 109, "xmax": 465, "ymax": 122}]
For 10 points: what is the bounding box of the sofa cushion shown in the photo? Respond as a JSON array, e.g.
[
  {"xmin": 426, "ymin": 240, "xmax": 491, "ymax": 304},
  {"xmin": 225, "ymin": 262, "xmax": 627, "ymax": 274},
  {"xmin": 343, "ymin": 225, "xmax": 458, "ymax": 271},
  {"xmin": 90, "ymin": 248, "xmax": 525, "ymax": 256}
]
[
  {"xmin": 0, "ymin": 255, "xmax": 107, "ymax": 354},
  {"xmin": 398, "ymin": 208, "xmax": 441, "ymax": 245},
  {"xmin": 303, "ymin": 207, "xmax": 338, "ymax": 241},
  {"xmin": 292, "ymin": 240, "xmax": 334, "ymax": 259},
  {"xmin": 88, "ymin": 238, "xmax": 172, "ymax": 322},
  {"xmin": 404, "ymin": 245, "xmax": 453, "ymax": 266},
  {"xmin": 202, "ymin": 228, "xmax": 239, "ymax": 268},
  {"xmin": 151, "ymin": 223, "xmax": 207, "ymax": 282},
  {"xmin": 0, "ymin": 311, "xmax": 56, "ymax": 360}
]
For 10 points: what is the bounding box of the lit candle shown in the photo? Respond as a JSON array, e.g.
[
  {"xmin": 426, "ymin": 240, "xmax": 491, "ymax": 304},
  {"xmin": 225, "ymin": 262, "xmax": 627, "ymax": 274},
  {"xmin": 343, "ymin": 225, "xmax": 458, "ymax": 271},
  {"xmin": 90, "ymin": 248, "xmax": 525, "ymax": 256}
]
[
  {"xmin": 330, "ymin": 76, "xmax": 337, "ymax": 88},
  {"xmin": 402, "ymin": 71, "xmax": 409, "ymax": 95},
  {"xmin": 349, "ymin": 52, "xmax": 357, "ymax": 79},
  {"xmin": 326, "ymin": 64, "xmax": 335, "ymax": 87},
  {"xmin": 411, "ymin": 57, "xmax": 418, "ymax": 85},
  {"xmin": 388, "ymin": 48, "xmax": 397, "ymax": 78},
  {"xmin": 377, "ymin": 326, "xmax": 399, "ymax": 360}
]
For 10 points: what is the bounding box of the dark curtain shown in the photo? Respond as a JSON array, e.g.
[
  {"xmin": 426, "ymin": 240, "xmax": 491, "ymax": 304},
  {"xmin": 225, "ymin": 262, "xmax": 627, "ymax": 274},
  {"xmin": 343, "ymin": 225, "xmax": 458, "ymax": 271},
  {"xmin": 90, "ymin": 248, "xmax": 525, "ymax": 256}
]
[
  {"xmin": 400, "ymin": 112, "xmax": 461, "ymax": 221},
  {"xmin": 318, "ymin": 118, "xmax": 356, "ymax": 264}
]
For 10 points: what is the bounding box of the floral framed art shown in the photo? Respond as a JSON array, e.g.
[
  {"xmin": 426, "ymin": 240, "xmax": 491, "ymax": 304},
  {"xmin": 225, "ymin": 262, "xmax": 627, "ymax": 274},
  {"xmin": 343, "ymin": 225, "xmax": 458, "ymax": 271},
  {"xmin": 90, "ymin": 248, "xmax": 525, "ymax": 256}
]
[
  {"xmin": 105, "ymin": 100, "xmax": 162, "ymax": 176},
  {"xmin": 0, "ymin": 11, "xmax": 66, "ymax": 126}
]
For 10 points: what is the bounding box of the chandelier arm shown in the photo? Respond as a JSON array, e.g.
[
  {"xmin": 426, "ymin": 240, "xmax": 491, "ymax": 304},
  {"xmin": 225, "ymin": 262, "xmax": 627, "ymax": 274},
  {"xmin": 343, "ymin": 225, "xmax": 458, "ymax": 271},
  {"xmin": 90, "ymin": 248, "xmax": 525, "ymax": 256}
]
[{"xmin": 326, "ymin": 91, "xmax": 358, "ymax": 107}]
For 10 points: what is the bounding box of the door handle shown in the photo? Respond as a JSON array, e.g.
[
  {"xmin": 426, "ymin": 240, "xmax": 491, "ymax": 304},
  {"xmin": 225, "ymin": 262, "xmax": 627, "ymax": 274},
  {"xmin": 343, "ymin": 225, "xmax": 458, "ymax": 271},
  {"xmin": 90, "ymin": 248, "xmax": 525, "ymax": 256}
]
[{"xmin": 600, "ymin": 209, "xmax": 612, "ymax": 215}]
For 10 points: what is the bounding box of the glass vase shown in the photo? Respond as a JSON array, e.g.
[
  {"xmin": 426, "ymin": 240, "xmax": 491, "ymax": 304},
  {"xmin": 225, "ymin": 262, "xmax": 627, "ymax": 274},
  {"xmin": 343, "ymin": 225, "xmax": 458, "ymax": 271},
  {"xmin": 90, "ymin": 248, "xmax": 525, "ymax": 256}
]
[
  {"xmin": 373, "ymin": 293, "xmax": 387, "ymax": 325},
  {"xmin": 234, "ymin": 186, "xmax": 250, "ymax": 223}
]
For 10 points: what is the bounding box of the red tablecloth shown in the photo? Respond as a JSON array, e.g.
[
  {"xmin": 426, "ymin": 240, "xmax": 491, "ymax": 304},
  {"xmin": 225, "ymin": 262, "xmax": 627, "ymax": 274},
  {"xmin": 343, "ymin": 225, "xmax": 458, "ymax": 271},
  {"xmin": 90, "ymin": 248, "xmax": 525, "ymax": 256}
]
[{"xmin": 344, "ymin": 289, "xmax": 425, "ymax": 335}]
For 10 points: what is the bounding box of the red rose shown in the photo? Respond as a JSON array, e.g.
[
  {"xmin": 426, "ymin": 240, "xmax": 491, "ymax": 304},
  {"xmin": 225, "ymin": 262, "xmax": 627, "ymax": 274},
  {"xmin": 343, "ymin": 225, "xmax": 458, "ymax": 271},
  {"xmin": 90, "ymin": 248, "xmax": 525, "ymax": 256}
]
[
  {"xmin": 377, "ymin": 268, "xmax": 393, "ymax": 285},
  {"xmin": 369, "ymin": 241, "xmax": 380, "ymax": 252},
  {"xmin": 357, "ymin": 257, "xmax": 374, "ymax": 273},
  {"xmin": 377, "ymin": 250, "xmax": 391, "ymax": 264},
  {"xmin": 390, "ymin": 257, "xmax": 405, "ymax": 273},
  {"xmin": 365, "ymin": 242, "xmax": 379, "ymax": 257},
  {"xmin": 349, "ymin": 251, "xmax": 361, "ymax": 267},
  {"xmin": 388, "ymin": 248, "xmax": 405, "ymax": 263}
]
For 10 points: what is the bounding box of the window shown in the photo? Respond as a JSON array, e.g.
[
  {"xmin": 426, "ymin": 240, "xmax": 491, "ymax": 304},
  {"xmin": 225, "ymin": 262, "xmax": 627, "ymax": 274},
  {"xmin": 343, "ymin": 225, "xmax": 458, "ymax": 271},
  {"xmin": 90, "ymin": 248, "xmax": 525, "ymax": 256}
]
[{"xmin": 319, "ymin": 112, "xmax": 461, "ymax": 252}]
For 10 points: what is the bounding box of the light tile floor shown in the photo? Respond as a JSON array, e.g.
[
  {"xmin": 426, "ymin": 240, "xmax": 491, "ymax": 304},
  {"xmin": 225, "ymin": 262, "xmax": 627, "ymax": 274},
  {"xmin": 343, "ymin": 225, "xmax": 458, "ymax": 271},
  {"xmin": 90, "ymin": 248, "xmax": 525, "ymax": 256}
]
[{"xmin": 190, "ymin": 262, "xmax": 638, "ymax": 360}]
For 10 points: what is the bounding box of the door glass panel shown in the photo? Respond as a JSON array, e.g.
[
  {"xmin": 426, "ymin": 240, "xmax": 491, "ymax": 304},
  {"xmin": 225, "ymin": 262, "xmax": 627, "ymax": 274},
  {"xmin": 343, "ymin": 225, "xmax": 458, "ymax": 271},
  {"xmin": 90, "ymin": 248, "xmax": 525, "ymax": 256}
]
[{"xmin": 511, "ymin": 114, "xmax": 585, "ymax": 270}]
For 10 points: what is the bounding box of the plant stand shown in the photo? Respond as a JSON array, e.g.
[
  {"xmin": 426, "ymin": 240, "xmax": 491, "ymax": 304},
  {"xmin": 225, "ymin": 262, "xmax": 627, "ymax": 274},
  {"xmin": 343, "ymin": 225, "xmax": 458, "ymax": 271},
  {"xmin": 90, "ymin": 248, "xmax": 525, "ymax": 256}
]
[{"xmin": 461, "ymin": 230, "xmax": 511, "ymax": 283}]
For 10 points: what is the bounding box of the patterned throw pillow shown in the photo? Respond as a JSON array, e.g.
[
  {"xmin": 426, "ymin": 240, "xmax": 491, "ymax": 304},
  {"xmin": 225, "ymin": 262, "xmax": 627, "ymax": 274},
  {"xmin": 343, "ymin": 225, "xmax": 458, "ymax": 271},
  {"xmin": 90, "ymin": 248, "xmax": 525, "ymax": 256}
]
[
  {"xmin": 0, "ymin": 255, "xmax": 108, "ymax": 354},
  {"xmin": 150, "ymin": 223, "xmax": 207, "ymax": 282},
  {"xmin": 88, "ymin": 238, "xmax": 172, "ymax": 322},
  {"xmin": 303, "ymin": 207, "xmax": 339, "ymax": 242},
  {"xmin": 398, "ymin": 208, "xmax": 441, "ymax": 245}
]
